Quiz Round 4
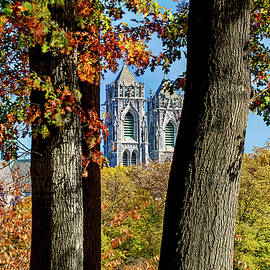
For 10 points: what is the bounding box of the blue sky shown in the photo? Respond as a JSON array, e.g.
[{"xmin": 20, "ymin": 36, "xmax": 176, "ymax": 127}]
[
  {"xmin": 101, "ymin": 62, "xmax": 269, "ymax": 154},
  {"xmin": 19, "ymin": 0, "xmax": 269, "ymax": 156},
  {"xmin": 100, "ymin": 0, "xmax": 269, "ymax": 153}
]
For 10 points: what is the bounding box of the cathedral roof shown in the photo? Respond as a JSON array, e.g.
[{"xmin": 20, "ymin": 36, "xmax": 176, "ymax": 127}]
[
  {"xmin": 115, "ymin": 63, "xmax": 138, "ymax": 84},
  {"xmin": 155, "ymin": 76, "xmax": 179, "ymax": 98}
]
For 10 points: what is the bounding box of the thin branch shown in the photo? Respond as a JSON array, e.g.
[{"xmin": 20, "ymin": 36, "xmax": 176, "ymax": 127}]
[{"xmin": 250, "ymin": 86, "xmax": 270, "ymax": 103}]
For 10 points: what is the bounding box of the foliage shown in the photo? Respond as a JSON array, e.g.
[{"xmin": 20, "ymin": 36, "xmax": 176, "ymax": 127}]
[
  {"xmin": 0, "ymin": 0, "xmax": 180, "ymax": 164},
  {"xmin": 101, "ymin": 164, "xmax": 169, "ymax": 269},
  {"xmin": 249, "ymin": 0, "xmax": 270, "ymax": 124},
  {"xmin": 0, "ymin": 179, "xmax": 31, "ymax": 269},
  {"xmin": 0, "ymin": 0, "xmax": 269, "ymax": 166},
  {"xmin": 101, "ymin": 148, "xmax": 270, "ymax": 269},
  {"xmin": 0, "ymin": 0, "xmax": 269, "ymax": 161},
  {"xmin": 1, "ymin": 146, "xmax": 269, "ymax": 269},
  {"xmin": 127, "ymin": 161, "xmax": 170, "ymax": 200},
  {"xmin": 174, "ymin": 0, "xmax": 270, "ymax": 124},
  {"xmin": 234, "ymin": 143, "xmax": 270, "ymax": 270}
]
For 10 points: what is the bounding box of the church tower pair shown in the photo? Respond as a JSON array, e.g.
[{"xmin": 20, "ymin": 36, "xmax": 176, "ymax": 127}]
[{"xmin": 104, "ymin": 64, "xmax": 182, "ymax": 166}]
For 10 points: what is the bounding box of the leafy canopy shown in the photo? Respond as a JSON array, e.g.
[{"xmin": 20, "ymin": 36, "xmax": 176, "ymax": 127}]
[{"xmin": 0, "ymin": 0, "xmax": 184, "ymax": 162}]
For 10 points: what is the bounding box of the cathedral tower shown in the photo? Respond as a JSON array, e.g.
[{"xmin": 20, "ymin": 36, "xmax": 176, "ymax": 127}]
[
  {"xmin": 104, "ymin": 64, "xmax": 149, "ymax": 166},
  {"xmin": 104, "ymin": 65, "xmax": 182, "ymax": 166},
  {"xmin": 147, "ymin": 77, "xmax": 182, "ymax": 162}
]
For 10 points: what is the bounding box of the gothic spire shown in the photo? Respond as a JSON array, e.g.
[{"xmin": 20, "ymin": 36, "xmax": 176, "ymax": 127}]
[{"xmin": 115, "ymin": 63, "xmax": 137, "ymax": 84}]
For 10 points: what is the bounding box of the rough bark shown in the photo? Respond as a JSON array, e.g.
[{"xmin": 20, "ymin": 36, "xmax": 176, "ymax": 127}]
[
  {"xmin": 80, "ymin": 81, "xmax": 101, "ymax": 270},
  {"xmin": 159, "ymin": 1, "xmax": 251, "ymax": 269},
  {"xmin": 30, "ymin": 1, "xmax": 84, "ymax": 269}
]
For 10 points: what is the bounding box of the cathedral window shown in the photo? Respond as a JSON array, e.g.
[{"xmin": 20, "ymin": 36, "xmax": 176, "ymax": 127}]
[
  {"xmin": 124, "ymin": 112, "xmax": 135, "ymax": 139},
  {"xmin": 131, "ymin": 151, "xmax": 137, "ymax": 165},
  {"xmin": 165, "ymin": 122, "xmax": 175, "ymax": 147},
  {"xmin": 123, "ymin": 151, "xmax": 128, "ymax": 166}
]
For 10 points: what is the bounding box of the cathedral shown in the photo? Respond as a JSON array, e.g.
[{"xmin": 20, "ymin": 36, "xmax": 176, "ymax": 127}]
[{"xmin": 103, "ymin": 64, "xmax": 183, "ymax": 167}]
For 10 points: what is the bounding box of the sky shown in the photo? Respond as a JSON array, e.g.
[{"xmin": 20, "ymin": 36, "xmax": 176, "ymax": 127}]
[
  {"xmin": 101, "ymin": 62, "xmax": 269, "ymax": 154},
  {"xmin": 19, "ymin": 0, "xmax": 270, "ymax": 156},
  {"xmin": 100, "ymin": 0, "xmax": 270, "ymax": 153}
]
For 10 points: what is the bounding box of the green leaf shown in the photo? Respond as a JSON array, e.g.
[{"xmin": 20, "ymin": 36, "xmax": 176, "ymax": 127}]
[
  {"xmin": 54, "ymin": 112, "xmax": 64, "ymax": 127},
  {"xmin": 41, "ymin": 124, "xmax": 49, "ymax": 138},
  {"xmin": 2, "ymin": 6, "xmax": 12, "ymax": 15},
  {"xmin": 74, "ymin": 89, "xmax": 82, "ymax": 102},
  {"xmin": 42, "ymin": 42, "xmax": 50, "ymax": 53},
  {"xmin": 23, "ymin": 2, "xmax": 32, "ymax": 11}
]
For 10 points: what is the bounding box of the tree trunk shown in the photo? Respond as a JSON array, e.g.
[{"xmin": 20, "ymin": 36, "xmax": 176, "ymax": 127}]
[
  {"xmin": 30, "ymin": 1, "xmax": 84, "ymax": 269},
  {"xmin": 159, "ymin": 1, "xmax": 251, "ymax": 269},
  {"xmin": 80, "ymin": 81, "xmax": 101, "ymax": 270}
]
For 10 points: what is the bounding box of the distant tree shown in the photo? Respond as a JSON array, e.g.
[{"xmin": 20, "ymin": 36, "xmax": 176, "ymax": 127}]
[
  {"xmin": 0, "ymin": 176, "xmax": 31, "ymax": 269},
  {"xmin": 234, "ymin": 143, "xmax": 270, "ymax": 269},
  {"xmin": 159, "ymin": 0, "xmax": 251, "ymax": 269},
  {"xmin": 0, "ymin": 197, "xmax": 31, "ymax": 269},
  {"xmin": 101, "ymin": 165, "xmax": 166, "ymax": 269},
  {"xmin": 128, "ymin": 161, "xmax": 170, "ymax": 200}
]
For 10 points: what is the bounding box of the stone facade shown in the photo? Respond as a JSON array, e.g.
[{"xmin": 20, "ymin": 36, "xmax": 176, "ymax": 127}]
[{"xmin": 104, "ymin": 65, "xmax": 183, "ymax": 166}]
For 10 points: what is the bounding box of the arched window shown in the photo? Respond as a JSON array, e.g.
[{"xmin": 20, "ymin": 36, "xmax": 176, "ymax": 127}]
[
  {"xmin": 123, "ymin": 151, "xmax": 128, "ymax": 166},
  {"xmin": 165, "ymin": 122, "xmax": 175, "ymax": 147},
  {"xmin": 131, "ymin": 151, "xmax": 137, "ymax": 165},
  {"xmin": 124, "ymin": 112, "xmax": 135, "ymax": 139}
]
